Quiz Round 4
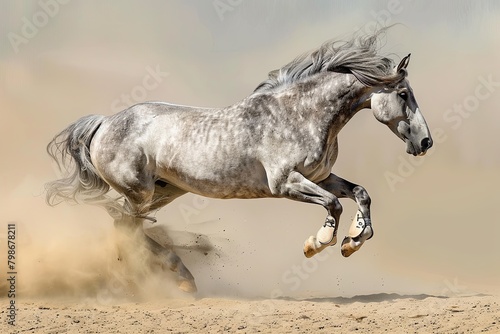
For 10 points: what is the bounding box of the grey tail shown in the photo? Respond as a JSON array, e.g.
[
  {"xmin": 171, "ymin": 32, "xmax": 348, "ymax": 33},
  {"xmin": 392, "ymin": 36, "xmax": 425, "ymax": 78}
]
[{"xmin": 45, "ymin": 115, "xmax": 123, "ymax": 218}]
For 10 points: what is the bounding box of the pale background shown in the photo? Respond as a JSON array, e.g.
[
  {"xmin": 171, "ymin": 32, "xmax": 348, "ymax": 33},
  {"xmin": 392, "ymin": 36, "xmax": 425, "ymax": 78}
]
[{"xmin": 0, "ymin": 1, "xmax": 499, "ymax": 299}]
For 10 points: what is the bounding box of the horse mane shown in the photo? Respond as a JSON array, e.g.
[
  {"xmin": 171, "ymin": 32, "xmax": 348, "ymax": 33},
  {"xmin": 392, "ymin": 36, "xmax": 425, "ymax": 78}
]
[{"xmin": 254, "ymin": 29, "xmax": 407, "ymax": 93}]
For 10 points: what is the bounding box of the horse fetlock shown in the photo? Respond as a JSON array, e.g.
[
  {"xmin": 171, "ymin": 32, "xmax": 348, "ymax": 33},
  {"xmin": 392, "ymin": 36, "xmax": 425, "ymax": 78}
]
[
  {"xmin": 303, "ymin": 216, "xmax": 338, "ymax": 258},
  {"xmin": 341, "ymin": 211, "xmax": 373, "ymax": 257},
  {"xmin": 317, "ymin": 215, "xmax": 337, "ymax": 245},
  {"xmin": 348, "ymin": 211, "xmax": 372, "ymax": 239}
]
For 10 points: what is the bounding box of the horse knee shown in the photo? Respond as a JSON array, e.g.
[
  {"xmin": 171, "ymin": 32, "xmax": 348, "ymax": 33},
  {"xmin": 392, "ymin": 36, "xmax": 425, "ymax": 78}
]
[
  {"xmin": 353, "ymin": 185, "xmax": 371, "ymax": 207},
  {"xmin": 328, "ymin": 197, "xmax": 343, "ymax": 217}
]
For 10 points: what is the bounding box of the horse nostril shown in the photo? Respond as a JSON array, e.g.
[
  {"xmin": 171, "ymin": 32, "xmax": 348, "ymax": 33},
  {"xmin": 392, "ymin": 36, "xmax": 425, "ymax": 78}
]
[{"xmin": 421, "ymin": 137, "xmax": 433, "ymax": 150}]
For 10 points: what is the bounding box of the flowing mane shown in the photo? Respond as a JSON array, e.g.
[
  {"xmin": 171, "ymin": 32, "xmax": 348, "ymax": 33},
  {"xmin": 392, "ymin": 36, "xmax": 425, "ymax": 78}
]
[{"xmin": 254, "ymin": 30, "xmax": 407, "ymax": 93}]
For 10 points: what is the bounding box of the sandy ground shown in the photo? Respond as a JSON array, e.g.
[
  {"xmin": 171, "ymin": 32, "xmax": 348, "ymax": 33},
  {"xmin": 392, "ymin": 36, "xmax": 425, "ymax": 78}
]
[{"xmin": 1, "ymin": 294, "xmax": 499, "ymax": 333}]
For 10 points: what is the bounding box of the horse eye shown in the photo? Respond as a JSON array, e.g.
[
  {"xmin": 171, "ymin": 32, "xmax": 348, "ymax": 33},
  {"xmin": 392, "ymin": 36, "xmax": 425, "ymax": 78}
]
[{"xmin": 398, "ymin": 91, "xmax": 408, "ymax": 100}]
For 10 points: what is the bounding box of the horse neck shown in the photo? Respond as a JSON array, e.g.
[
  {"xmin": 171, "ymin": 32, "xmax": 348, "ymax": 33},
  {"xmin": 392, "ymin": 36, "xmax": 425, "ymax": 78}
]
[
  {"xmin": 235, "ymin": 72, "xmax": 372, "ymax": 138},
  {"xmin": 289, "ymin": 72, "xmax": 372, "ymax": 134}
]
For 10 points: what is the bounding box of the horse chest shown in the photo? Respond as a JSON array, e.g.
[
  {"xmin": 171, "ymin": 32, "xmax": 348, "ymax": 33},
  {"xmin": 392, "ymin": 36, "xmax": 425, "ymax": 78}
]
[{"xmin": 300, "ymin": 137, "xmax": 338, "ymax": 182}]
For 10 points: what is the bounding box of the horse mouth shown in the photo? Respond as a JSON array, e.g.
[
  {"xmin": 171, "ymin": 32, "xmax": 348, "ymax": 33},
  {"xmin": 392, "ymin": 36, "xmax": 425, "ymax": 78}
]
[{"xmin": 405, "ymin": 139, "xmax": 427, "ymax": 156}]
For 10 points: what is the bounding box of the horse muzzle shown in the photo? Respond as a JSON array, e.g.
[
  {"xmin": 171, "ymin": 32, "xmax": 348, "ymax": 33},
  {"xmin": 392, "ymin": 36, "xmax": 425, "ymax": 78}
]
[{"xmin": 405, "ymin": 136, "xmax": 433, "ymax": 156}]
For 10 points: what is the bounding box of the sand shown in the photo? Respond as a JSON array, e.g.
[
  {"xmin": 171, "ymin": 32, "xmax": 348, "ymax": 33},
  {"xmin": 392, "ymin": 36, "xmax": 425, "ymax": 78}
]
[
  {"xmin": 1, "ymin": 217, "xmax": 497, "ymax": 334},
  {"xmin": 2, "ymin": 294, "xmax": 499, "ymax": 333}
]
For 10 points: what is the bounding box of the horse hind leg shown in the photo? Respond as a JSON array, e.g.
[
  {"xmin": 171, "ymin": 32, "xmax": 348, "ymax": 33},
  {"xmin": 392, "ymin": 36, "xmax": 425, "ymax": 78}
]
[
  {"xmin": 93, "ymin": 146, "xmax": 196, "ymax": 291},
  {"xmin": 144, "ymin": 234, "xmax": 197, "ymax": 293},
  {"xmin": 142, "ymin": 182, "xmax": 197, "ymax": 292},
  {"xmin": 111, "ymin": 174, "xmax": 197, "ymax": 293},
  {"xmin": 114, "ymin": 212, "xmax": 197, "ymax": 293}
]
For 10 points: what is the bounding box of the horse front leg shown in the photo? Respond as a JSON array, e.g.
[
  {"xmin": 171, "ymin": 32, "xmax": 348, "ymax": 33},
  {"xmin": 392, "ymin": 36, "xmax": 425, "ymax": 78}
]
[
  {"xmin": 318, "ymin": 174, "xmax": 373, "ymax": 257},
  {"xmin": 275, "ymin": 171, "xmax": 343, "ymax": 258}
]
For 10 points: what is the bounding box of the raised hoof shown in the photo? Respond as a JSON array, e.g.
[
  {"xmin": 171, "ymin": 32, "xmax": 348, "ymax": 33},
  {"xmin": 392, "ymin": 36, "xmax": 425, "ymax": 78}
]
[
  {"xmin": 303, "ymin": 236, "xmax": 317, "ymax": 258},
  {"xmin": 342, "ymin": 223, "xmax": 374, "ymax": 257},
  {"xmin": 341, "ymin": 237, "xmax": 357, "ymax": 257},
  {"xmin": 178, "ymin": 279, "xmax": 197, "ymax": 293},
  {"xmin": 304, "ymin": 232, "xmax": 338, "ymax": 258}
]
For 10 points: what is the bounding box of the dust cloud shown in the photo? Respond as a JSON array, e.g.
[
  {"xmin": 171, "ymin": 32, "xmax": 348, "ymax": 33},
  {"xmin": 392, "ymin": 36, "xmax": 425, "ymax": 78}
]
[
  {"xmin": 0, "ymin": 188, "xmax": 190, "ymax": 301},
  {"xmin": 1, "ymin": 2, "xmax": 499, "ymax": 303}
]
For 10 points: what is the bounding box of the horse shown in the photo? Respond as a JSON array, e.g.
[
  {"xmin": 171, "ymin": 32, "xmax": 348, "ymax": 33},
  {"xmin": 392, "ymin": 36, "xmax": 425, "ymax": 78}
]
[{"xmin": 46, "ymin": 31, "xmax": 432, "ymax": 293}]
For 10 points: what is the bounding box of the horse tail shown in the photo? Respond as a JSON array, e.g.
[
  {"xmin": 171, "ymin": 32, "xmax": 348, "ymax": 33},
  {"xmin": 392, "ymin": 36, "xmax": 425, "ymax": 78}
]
[{"xmin": 45, "ymin": 115, "xmax": 123, "ymax": 218}]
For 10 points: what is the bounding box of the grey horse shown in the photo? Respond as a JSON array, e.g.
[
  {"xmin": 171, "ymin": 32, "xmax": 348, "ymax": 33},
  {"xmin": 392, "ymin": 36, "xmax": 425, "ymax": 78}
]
[{"xmin": 46, "ymin": 31, "xmax": 432, "ymax": 293}]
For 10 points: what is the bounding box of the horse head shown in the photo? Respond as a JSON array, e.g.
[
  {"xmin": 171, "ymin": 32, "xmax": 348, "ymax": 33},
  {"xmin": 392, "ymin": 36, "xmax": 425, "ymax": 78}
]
[{"xmin": 370, "ymin": 54, "xmax": 433, "ymax": 156}]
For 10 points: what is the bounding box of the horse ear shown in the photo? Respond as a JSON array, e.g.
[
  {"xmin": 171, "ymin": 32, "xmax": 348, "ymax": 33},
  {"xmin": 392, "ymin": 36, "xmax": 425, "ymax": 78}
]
[{"xmin": 396, "ymin": 53, "xmax": 411, "ymax": 72}]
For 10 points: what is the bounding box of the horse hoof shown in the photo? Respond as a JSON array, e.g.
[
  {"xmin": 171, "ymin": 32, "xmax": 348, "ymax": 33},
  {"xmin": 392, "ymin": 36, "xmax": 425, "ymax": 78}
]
[
  {"xmin": 341, "ymin": 237, "xmax": 357, "ymax": 257},
  {"xmin": 178, "ymin": 280, "xmax": 197, "ymax": 293},
  {"xmin": 303, "ymin": 236, "xmax": 317, "ymax": 258}
]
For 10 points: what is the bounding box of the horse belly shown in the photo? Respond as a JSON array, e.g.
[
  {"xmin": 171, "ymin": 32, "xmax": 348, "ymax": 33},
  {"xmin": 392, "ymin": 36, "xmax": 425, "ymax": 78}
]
[{"xmin": 156, "ymin": 156, "xmax": 272, "ymax": 199}]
